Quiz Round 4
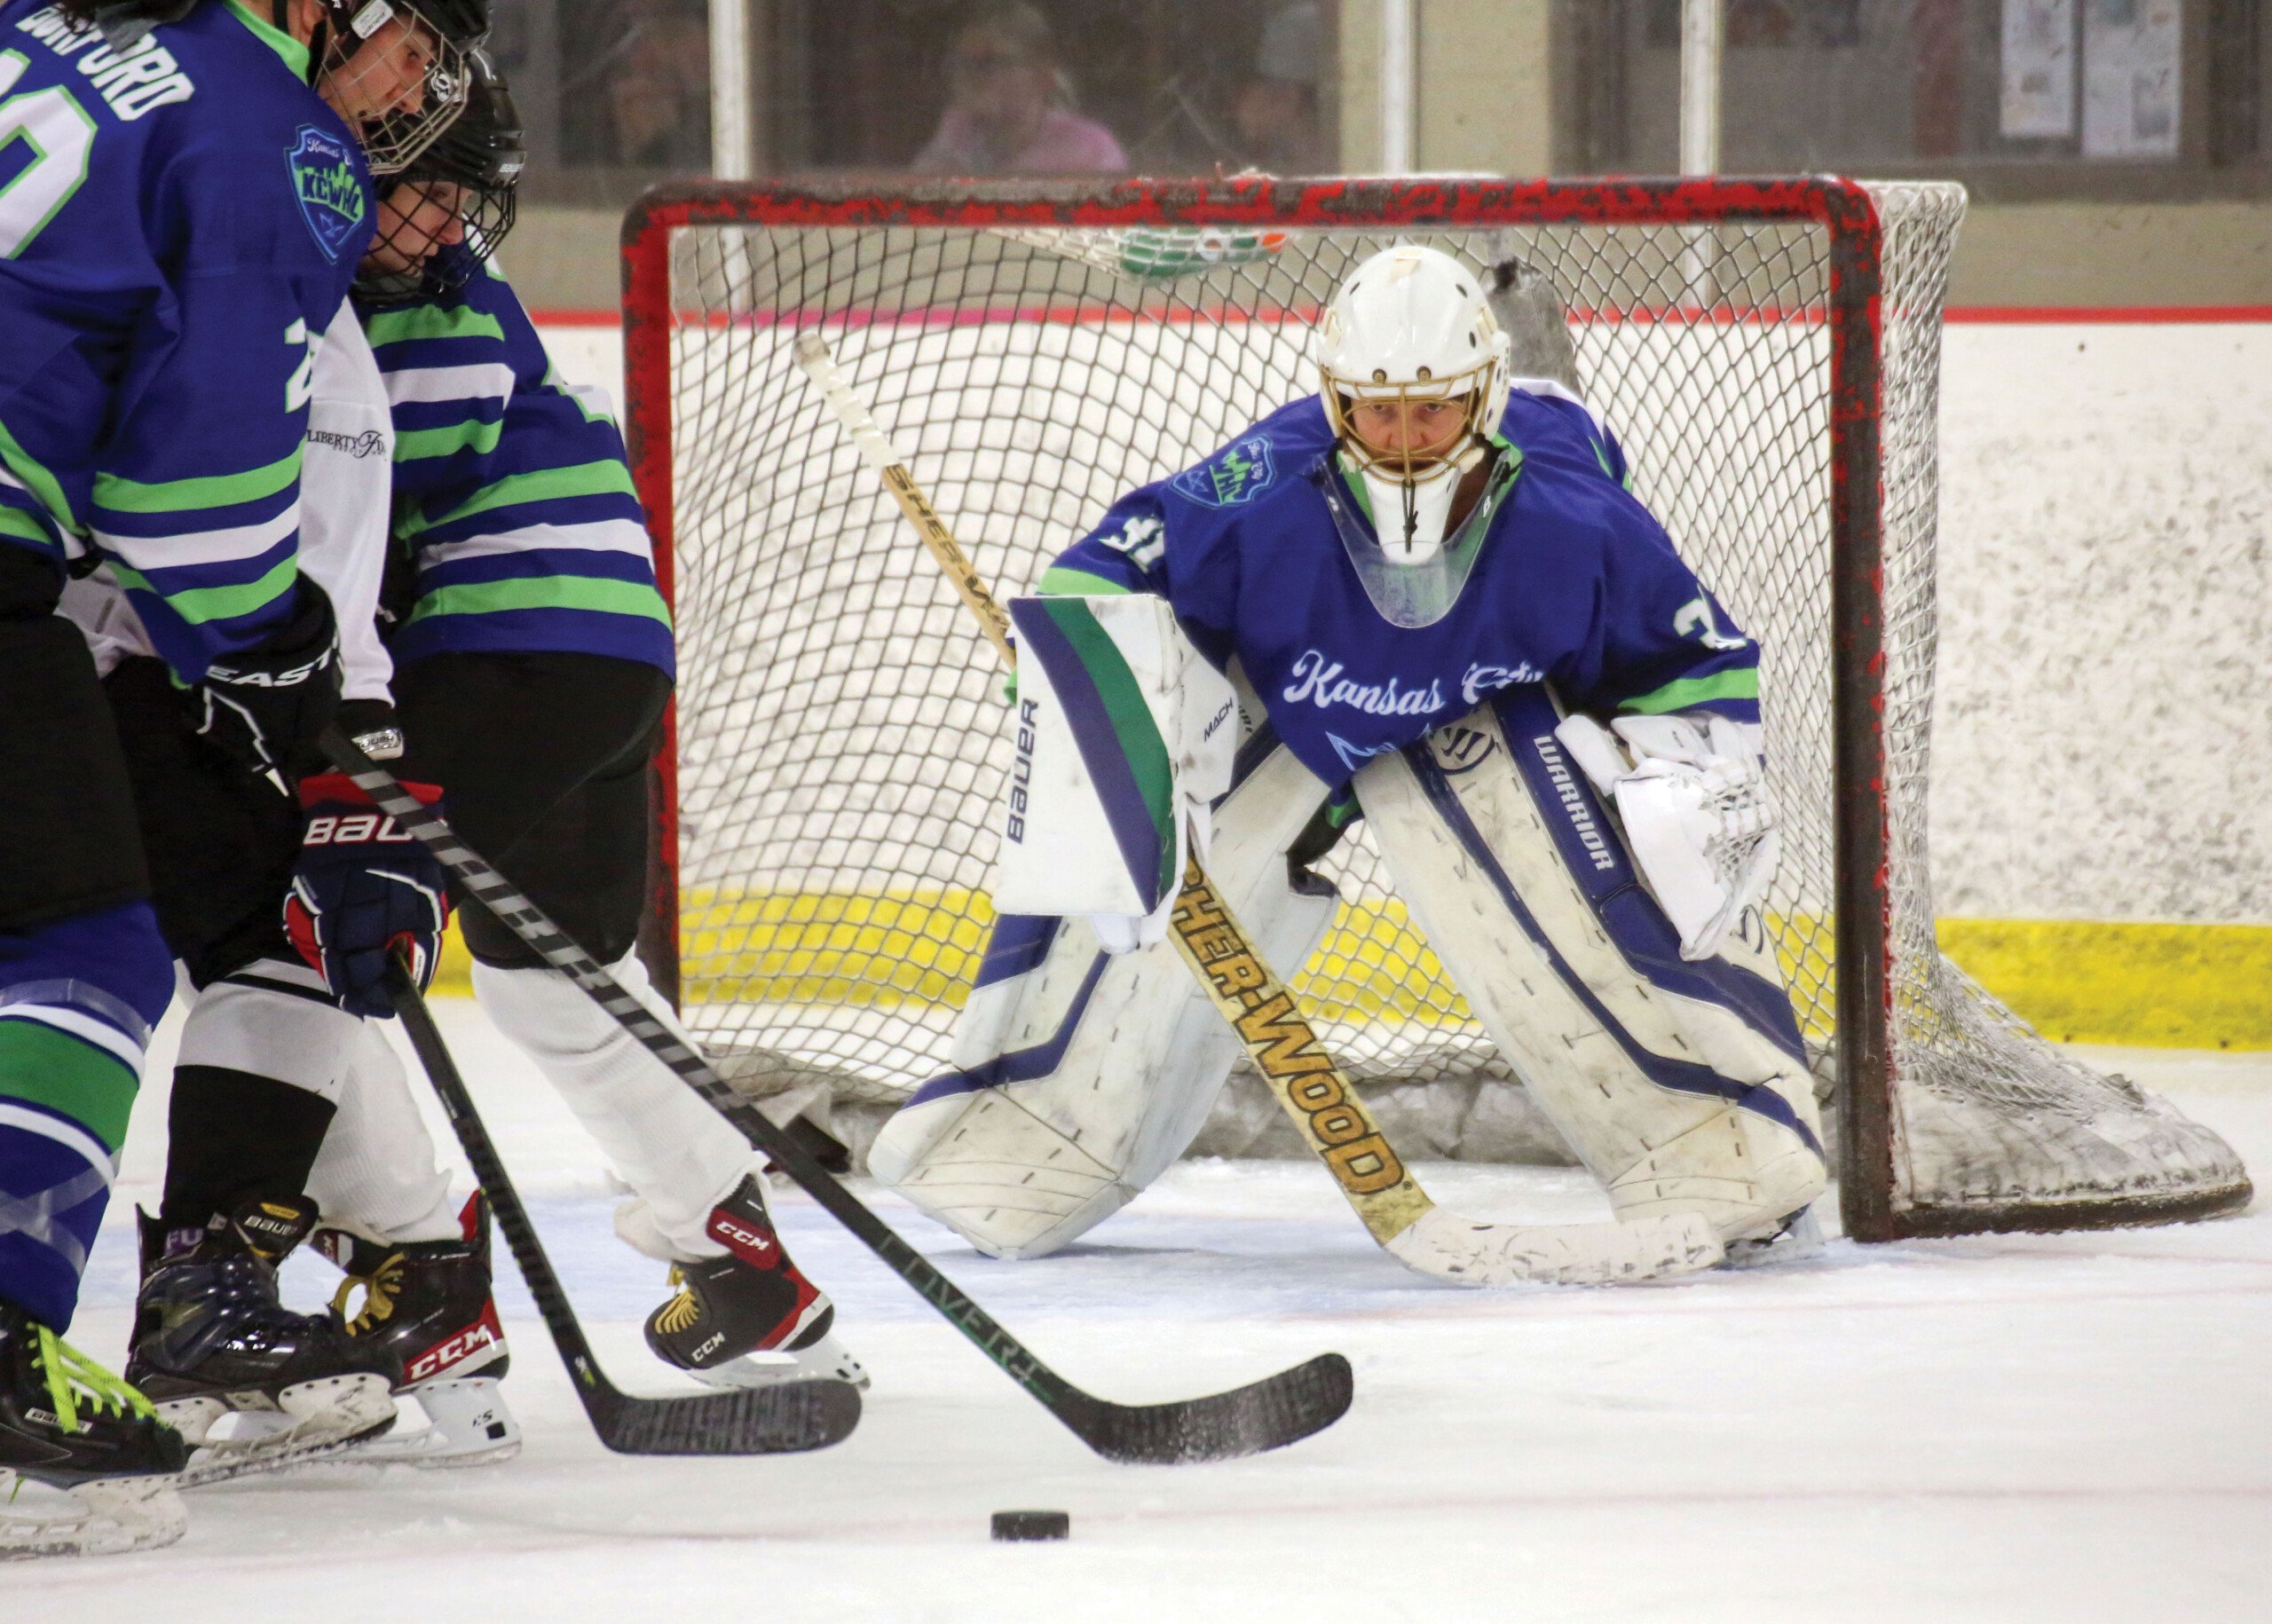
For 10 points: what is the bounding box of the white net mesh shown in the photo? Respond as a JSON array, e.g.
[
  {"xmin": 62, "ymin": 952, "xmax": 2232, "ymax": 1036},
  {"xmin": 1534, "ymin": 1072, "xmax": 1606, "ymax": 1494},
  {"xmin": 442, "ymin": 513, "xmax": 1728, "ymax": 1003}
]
[{"xmin": 634, "ymin": 180, "xmax": 2246, "ymax": 1235}]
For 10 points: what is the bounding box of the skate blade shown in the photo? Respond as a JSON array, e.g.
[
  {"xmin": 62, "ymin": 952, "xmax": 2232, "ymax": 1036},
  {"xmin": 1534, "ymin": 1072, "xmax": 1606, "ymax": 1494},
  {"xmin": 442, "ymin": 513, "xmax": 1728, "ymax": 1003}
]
[
  {"xmin": 690, "ymin": 1329, "xmax": 871, "ymax": 1392},
  {"xmin": 172, "ymin": 1372, "xmax": 398, "ymax": 1487},
  {"xmin": 318, "ymin": 1378, "xmax": 522, "ymax": 1470},
  {"xmin": 0, "ymin": 1470, "xmax": 187, "ymax": 1559}
]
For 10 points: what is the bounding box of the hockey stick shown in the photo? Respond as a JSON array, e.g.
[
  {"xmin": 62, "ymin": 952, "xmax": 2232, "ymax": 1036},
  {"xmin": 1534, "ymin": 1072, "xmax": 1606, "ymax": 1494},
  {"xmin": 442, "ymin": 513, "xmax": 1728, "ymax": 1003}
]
[
  {"xmin": 383, "ymin": 963, "xmax": 861, "ymax": 1455},
  {"xmin": 796, "ymin": 332, "xmax": 1724, "ymax": 1288},
  {"xmin": 323, "ymin": 733, "xmax": 1351, "ymax": 1464}
]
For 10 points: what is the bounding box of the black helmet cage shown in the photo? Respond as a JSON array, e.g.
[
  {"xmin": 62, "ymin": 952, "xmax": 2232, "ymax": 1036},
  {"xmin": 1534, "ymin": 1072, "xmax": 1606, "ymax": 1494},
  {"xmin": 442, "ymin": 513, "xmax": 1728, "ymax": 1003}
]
[
  {"xmin": 291, "ymin": 0, "xmax": 488, "ymax": 174},
  {"xmin": 353, "ymin": 50, "xmax": 524, "ymax": 305}
]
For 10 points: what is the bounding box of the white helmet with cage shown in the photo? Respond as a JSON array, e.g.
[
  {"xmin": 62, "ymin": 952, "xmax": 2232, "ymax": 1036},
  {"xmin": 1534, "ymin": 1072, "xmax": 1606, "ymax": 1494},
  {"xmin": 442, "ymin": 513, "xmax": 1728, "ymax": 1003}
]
[{"xmin": 1316, "ymin": 243, "xmax": 1511, "ymax": 567}]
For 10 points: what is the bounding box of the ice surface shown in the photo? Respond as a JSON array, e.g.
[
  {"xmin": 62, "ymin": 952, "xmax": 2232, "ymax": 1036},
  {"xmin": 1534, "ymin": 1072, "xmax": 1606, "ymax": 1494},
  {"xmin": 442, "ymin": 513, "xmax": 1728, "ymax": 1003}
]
[{"xmin": 19, "ymin": 1002, "xmax": 2268, "ymax": 1621}]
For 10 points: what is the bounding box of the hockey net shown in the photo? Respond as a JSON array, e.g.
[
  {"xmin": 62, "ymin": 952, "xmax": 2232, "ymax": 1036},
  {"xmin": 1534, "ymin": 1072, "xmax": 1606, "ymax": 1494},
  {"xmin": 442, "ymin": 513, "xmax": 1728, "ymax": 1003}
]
[{"xmin": 620, "ymin": 177, "xmax": 2248, "ymax": 1241}]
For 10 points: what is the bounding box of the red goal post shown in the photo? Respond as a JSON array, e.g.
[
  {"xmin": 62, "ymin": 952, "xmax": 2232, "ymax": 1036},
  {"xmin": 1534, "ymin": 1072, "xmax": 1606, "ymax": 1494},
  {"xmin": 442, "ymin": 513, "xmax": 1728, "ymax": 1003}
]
[{"xmin": 617, "ymin": 177, "xmax": 2247, "ymax": 1244}]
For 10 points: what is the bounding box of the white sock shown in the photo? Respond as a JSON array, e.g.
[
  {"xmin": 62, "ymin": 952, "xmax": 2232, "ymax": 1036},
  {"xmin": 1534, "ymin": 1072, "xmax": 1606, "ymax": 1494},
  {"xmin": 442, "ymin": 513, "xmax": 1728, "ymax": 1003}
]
[
  {"xmin": 473, "ymin": 951, "xmax": 753, "ymax": 1257},
  {"xmin": 306, "ymin": 1021, "xmax": 464, "ymax": 1245}
]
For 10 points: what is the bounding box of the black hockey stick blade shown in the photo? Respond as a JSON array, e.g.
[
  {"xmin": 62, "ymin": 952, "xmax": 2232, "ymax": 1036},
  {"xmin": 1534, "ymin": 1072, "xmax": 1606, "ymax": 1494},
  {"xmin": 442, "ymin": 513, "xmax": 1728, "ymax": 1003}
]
[
  {"xmin": 1053, "ymin": 1356, "xmax": 1355, "ymax": 1466},
  {"xmin": 386, "ymin": 964, "xmax": 861, "ymax": 1457},
  {"xmin": 335, "ymin": 730, "xmax": 1352, "ymax": 1464}
]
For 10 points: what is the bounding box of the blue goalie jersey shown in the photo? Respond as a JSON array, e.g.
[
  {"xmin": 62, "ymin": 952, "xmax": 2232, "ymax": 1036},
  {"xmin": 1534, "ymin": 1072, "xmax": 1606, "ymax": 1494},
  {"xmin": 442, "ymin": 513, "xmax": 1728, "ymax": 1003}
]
[
  {"xmin": 1045, "ymin": 388, "xmax": 1763, "ymax": 791},
  {"xmin": 0, "ymin": 0, "xmax": 370, "ymax": 679}
]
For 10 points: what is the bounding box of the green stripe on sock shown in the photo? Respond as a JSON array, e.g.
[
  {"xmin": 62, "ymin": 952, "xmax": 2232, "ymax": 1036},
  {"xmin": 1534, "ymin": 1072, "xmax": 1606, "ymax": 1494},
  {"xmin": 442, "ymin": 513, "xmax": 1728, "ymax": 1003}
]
[
  {"xmin": 95, "ymin": 449, "xmax": 300, "ymax": 516},
  {"xmin": 405, "ymin": 575, "xmax": 673, "ymax": 626},
  {"xmin": 1040, "ymin": 598, "xmax": 1179, "ymax": 901},
  {"xmin": 362, "ymin": 305, "xmax": 507, "ymax": 347},
  {"xmin": 1619, "ymin": 666, "xmax": 1760, "ymax": 715},
  {"xmin": 0, "ymin": 1021, "xmax": 138, "ymax": 1153}
]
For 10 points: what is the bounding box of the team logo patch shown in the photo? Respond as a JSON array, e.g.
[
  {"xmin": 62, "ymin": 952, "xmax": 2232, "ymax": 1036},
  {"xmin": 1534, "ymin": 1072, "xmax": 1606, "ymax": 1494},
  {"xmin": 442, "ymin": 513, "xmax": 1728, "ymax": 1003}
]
[
  {"xmin": 286, "ymin": 125, "xmax": 366, "ymax": 262},
  {"xmin": 1172, "ymin": 435, "xmax": 1276, "ymax": 508}
]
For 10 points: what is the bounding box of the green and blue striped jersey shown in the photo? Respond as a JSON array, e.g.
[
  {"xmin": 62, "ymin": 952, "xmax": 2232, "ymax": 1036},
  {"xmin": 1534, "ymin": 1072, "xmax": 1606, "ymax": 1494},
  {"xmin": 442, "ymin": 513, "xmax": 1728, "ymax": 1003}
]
[
  {"xmin": 0, "ymin": 0, "xmax": 372, "ymax": 680},
  {"xmin": 361, "ymin": 253, "xmax": 673, "ymax": 676}
]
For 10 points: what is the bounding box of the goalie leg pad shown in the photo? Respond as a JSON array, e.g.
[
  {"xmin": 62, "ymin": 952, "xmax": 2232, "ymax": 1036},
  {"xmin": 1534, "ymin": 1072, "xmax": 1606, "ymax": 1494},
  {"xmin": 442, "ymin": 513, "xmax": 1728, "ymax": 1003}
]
[
  {"xmin": 1354, "ymin": 689, "xmax": 1824, "ymax": 1243},
  {"xmin": 871, "ymin": 741, "xmax": 1335, "ymax": 1258}
]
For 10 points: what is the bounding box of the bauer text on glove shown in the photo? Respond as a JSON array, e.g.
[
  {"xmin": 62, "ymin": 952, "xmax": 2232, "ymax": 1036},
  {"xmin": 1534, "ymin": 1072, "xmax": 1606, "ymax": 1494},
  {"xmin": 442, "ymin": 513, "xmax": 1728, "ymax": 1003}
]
[{"xmin": 285, "ymin": 773, "xmax": 454, "ymax": 1017}]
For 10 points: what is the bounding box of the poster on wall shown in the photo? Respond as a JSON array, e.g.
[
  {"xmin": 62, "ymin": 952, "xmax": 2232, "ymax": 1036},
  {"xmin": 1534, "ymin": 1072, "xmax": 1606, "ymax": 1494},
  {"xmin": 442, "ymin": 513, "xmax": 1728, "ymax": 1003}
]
[
  {"xmin": 2081, "ymin": 0, "xmax": 2181, "ymax": 158},
  {"xmin": 2001, "ymin": 0, "xmax": 2077, "ymax": 138}
]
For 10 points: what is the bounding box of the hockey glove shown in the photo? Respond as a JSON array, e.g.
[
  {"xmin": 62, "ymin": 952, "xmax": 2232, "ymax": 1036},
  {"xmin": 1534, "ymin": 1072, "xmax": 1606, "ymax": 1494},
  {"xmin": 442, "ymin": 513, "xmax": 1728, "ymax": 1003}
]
[
  {"xmin": 285, "ymin": 772, "xmax": 453, "ymax": 1018},
  {"xmin": 1554, "ymin": 711, "xmax": 1778, "ymax": 962},
  {"xmin": 183, "ymin": 579, "xmax": 343, "ymax": 780}
]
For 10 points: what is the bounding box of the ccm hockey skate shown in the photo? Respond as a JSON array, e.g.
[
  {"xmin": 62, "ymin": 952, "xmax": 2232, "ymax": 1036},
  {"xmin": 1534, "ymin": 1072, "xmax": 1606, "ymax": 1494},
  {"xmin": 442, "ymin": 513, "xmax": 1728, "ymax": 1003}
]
[
  {"xmin": 0, "ymin": 1299, "xmax": 187, "ymax": 1558},
  {"xmin": 638, "ymin": 1176, "xmax": 868, "ymax": 1390},
  {"xmin": 128, "ymin": 1195, "xmax": 399, "ymax": 1483},
  {"xmin": 315, "ymin": 1192, "xmax": 519, "ymax": 1467}
]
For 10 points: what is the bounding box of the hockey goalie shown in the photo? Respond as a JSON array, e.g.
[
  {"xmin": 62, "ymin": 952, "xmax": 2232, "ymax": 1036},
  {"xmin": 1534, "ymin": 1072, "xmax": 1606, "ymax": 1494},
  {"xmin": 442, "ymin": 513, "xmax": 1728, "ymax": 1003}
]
[{"xmin": 868, "ymin": 243, "xmax": 1826, "ymax": 1272}]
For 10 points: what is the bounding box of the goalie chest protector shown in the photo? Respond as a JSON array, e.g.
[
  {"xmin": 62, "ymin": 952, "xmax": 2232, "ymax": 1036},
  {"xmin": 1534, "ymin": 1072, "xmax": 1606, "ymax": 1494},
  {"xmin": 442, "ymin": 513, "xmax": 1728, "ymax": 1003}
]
[{"xmin": 1046, "ymin": 390, "xmax": 1763, "ymax": 791}]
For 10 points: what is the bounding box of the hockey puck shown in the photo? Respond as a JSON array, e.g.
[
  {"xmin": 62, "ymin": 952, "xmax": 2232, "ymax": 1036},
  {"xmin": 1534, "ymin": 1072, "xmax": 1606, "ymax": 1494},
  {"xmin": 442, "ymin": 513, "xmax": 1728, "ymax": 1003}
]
[{"xmin": 990, "ymin": 1510, "xmax": 1069, "ymax": 1541}]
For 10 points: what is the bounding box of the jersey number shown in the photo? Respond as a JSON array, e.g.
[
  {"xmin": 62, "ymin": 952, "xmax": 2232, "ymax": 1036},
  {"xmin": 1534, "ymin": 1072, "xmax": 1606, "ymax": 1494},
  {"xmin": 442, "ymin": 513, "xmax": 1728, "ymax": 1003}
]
[{"xmin": 0, "ymin": 52, "xmax": 96, "ymax": 260}]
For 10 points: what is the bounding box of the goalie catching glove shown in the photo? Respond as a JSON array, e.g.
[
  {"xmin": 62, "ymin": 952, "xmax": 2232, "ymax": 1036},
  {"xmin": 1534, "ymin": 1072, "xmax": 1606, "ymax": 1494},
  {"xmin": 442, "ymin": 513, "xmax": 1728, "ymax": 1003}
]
[
  {"xmin": 1553, "ymin": 711, "xmax": 1777, "ymax": 961},
  {"xmin": 285, "ymin": 772, "xmax": 453, "ymax": 1016}
]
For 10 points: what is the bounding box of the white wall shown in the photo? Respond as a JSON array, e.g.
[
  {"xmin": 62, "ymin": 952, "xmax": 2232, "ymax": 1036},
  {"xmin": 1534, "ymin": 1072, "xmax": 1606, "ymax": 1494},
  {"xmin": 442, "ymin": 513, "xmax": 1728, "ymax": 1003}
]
[
  {"xmin": 535, "ymin": 319, "xmax": 2272, "ymax": 929},
  {"xmin": 1932, "ymin": 323, "xmax": 2272, "ymax": 925}
]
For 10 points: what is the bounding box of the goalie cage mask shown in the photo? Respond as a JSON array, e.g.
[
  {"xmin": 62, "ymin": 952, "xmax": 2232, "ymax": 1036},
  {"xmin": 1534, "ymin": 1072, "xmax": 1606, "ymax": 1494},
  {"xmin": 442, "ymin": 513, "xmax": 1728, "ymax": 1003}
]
[{"xmin": 1317, "ymin": 242, "xmax": 1513, "ymax": 574}]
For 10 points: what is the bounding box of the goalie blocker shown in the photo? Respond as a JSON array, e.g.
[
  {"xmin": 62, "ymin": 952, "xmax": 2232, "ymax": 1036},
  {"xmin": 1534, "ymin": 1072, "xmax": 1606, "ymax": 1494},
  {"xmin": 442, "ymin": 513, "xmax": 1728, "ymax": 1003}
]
[{"xmin": 872, "ymin": 604, "xmax": 1825, "ymax": 1260}]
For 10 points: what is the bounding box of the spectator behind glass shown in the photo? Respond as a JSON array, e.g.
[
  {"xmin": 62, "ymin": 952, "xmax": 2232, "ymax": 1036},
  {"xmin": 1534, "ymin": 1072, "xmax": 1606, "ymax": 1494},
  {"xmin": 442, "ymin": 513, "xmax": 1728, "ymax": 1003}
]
[
  {"xmin": 912, "ymin": 3, "xmax": 1127, "ymax": 175},
  {"xmin": 1234, "ymin": 1, "xmax": 1325, "ymax": 171}
]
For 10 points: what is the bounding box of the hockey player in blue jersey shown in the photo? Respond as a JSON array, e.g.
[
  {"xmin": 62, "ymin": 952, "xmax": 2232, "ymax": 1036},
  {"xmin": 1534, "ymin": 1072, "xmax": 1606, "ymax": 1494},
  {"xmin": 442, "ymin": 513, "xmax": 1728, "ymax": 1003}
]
[
  {"xmin": 0, "ymin": 0, "xmax": 478, "ymax": 1553},
  {"xmin": 870, "ymin": 243, "xmax": 1825, "ymax": 1276},
  {"xmin": 83, "ymin": 63, "xmax": 856, "ymax": 1470}
]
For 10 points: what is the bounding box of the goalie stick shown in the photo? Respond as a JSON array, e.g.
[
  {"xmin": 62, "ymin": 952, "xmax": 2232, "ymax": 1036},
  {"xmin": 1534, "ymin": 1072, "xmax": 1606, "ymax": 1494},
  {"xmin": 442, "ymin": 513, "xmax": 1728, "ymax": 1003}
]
[
  {"xmin": 321, "ymin": 731, "xmax": 1352, "ymax": 1465},
  {"xmin": 795, "ymin": 331, "xmax": 1724, "ymax": 1289},
  {"xmin": 387, "ymin": 964, "xmax": 862, "ymax": 1456}
]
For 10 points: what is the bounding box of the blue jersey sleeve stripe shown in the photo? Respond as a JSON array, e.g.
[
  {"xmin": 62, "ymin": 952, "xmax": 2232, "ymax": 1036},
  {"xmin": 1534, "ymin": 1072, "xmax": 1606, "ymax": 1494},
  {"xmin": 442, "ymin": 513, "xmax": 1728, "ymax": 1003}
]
[
  {"xmin": 0, "ymin": 412, "xmax": 79, "ymax": 535},
  {"xmin": 381, "ymin": 360, "xmax": 519, "ymax": 407},
  {"xmin": 390, "ymin": 606, "xmax": 676, "ymax": 674},
  {"xmin": 113, "ymin": 551, "xmax": 297, "ymax": 627},
  {"xmin": 0, "ymin": 491, "xmax": 59, "ymax": 551},
  {"xmin": 91, "ymin": 446, "xmax": 300, "ymax": 515},
  {"xmin": 417, "ymin": 546, "xmax": 657, "ymax": 591},
  {"xmin": 410, "ymin": 490, "xmax": 647, "ymax": 548},
  {"xmin": 365, "ymin": 334, "xmax": 516, "ymax": 374},
  {"xmin": 415, "ymin": 518, "xmax": 654, "ymax": 571},
  {"xmin": 398, "ymin": 459, "xmax": 639, "ymax": 538},
  {"xmin": 91, "ymin": 497, "xmax": 297, "ymax": 570}
]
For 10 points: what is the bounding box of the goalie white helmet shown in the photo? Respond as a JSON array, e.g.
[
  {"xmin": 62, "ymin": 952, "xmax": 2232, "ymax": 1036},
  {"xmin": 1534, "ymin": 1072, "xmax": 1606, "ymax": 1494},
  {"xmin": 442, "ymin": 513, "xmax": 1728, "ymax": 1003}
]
[{"xmin": 1316, "ymin": 243, "xmax": 1514, "ymax": 626}]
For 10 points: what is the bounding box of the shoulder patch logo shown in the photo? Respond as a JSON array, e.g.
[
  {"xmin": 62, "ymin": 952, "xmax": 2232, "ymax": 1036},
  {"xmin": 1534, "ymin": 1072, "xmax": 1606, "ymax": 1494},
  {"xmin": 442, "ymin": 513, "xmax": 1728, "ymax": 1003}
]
[
  {"xmin": 1172, "ymin": 434, "xmax": 1276, "ymax": 508},
  {"xmin": 287, "ymin": 126, "xmax": 366, "ymax": 263}
]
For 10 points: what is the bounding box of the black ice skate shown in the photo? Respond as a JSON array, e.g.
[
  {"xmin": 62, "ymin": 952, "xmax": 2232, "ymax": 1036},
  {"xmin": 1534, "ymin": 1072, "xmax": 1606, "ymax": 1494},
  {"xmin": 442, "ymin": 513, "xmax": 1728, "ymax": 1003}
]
[
  {"xmin": 643, "ymin": 1177, "xmax": 868, "ymax": 1391},
  {"xmin": 128, "ymin": 1195, "xmax": 400, "ymax": 1483},
  {"xmin": 314, "ymin": 1192, "xmax": 519, "ymax": 1468},
  {"xmin": 0, "ymin": 1297, "xmax": 188, "ymax": 1558}
]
